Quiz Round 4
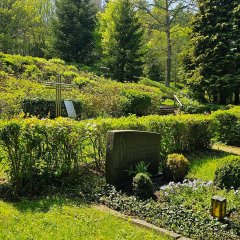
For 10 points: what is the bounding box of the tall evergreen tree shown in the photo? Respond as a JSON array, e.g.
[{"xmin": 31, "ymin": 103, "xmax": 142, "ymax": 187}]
[
  {"xmin": 99, "ymin": 0, "xmax": 145, "ymax": 82},
  {"xmin": 184, "ymin": 0, "xmax": 240, "ymax": 104},
  {"xmin": 232, "ymin": 3, "xmax": 240, "ymax": 104},
  {"xmin": 52, "ymin": 0, "xmax": 97, "ymax": 64}
]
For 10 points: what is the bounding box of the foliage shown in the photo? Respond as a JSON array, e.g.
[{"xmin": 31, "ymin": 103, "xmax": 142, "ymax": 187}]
[
  {"xmin": 22, "ymin": 98, "xmax": 83, "ymax": 119},
  {"xmin": 0, "ymin": 0, "xmax": 54, "ymax": 57},
  {"xmin": 132, "ymin": 173, "xmax": 153, "ymax": 198},
  {"xmin": 214, "ymin": 156, "xmax": 240, "ymax": 190},
  {"xmin": 184, "ymin": 0, "xmax": 240, "ymax": 104},
  {"xmin": 121, "ymin": 89, "xmax": 152, "ymax": 116},
  {"xmin": 128, "ymin": 161, "xmax": 151, "ymax": 177},
  {"xmin": 98, "ymin": 0, "xmax": 145, "ymax": 82},
  {"xmin": 52, "ymin": 0, "xmax": 97, "ymax": 64},
  {"xmin": 181, "ymin": 97, "xmax": 231, "ymax": 114},
  {"xmin": 212, "ymin": 111, "xmax": 240, "ymax": 146},
  {"xmin": 135, "ymin": 0, "xmax": 194, "ymax": 86},
  {"xmin": 0, "ymin": 198, "xmax": 169, "ymax": 240},
  {"xmin": 0, "ymin": 112, "xmax": 215, "ymax": 193},
  {"xmin": 164, "ymin": 154, "xmax": 189, "ymax": 182},
  {"xmin": 0, "ymin": 118, "xmax": 91, "ymax": 194},
  {"xmin": 138, "ymin": 77, "xmax": 175, "ymax": 96},
  {"xmin": 99, "ymin": 182, "xmax": 240, "ymax": 239},
  {"xmin": 0, "ymin": 52, "xmax": 166, "ymax": 119}
]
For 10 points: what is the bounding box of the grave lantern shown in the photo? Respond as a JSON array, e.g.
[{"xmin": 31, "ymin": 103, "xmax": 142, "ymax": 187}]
[{"xmin": 210, "ymin": 196, "xmax": 227, "ymax": 219}]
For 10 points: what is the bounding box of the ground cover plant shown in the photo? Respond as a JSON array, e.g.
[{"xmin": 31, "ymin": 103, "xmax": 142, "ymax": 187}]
[{"xmin": 99, "ymin": 180, "xmax": 240, "ymax": 239}]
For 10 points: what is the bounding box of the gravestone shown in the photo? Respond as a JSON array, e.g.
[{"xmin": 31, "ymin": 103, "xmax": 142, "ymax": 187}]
[
  {"xmin": 64, "ymin": 100, "xmax": 77, "ymax": 119},
  {"xmin": 106, "ymin": 130, "xmax": 161, "ymax": 186}
]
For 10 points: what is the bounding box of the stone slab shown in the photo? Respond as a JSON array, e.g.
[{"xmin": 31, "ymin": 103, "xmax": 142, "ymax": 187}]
[
  {"xmin": 64, "ymin": 100, "xmax": 77, "ymax": 119},
  {"xmin": 106, "ymin": 130, "xmax": 161, "ymax": 186}
]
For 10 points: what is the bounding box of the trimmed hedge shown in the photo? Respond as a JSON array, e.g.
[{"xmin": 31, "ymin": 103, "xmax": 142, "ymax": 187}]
[
  {"xmin": 121, "ymin": 89, "xmax": 152, "ymax": 116},
  {"xmin": 22, "ymin": 98, "xmax": 83, "ymax": 119},
  {"xmin": 0, "ymin": 114, "xmax": 212, "ymax": 193},
  {"xmin": 0, "ymin": 106, "xmax": 239, "ymax": 193},
  {"xmin": 212, "ymin": 107, "xmax": 240, "ymax": 146},
  {"xmin": 214, "ymin": 156, "xmax": 240, "ymax": 190}
]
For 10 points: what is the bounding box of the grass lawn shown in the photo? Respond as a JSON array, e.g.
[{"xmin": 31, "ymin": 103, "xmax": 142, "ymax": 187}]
[
  {"xmin": 186, "ymin": 149, "xmax": 237, "ymax": 181},
  {"xmin": 213, "ymin": 143, "xmax": 240, "ymax": 155},
  {"xmin": 0, "ymin": 198, "xmax": 170, "ymax": 240}
]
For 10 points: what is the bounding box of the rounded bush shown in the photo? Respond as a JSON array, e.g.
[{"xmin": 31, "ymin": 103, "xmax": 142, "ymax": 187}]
[
  {"xmin": 164, "ymin": 154, "xmax": 189, "ymax": 182},
  {"xmin": 132, "ymin": 173, "xmax": 153, "ymax": 198},
  {"xmin": 214, "ymin": 156, "xmax": 240, "ymax": 190}
]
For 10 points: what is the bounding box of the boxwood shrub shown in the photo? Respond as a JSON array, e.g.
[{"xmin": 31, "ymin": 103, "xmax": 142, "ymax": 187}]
[
  {"xmin": 22, "ymin": 98, "xmax": 83, "ymax": 119},
  {"xmin": 212, "ymin": 110, "xmax": 240, "ymax": 146},
  {"xmin": 121, "ymin": 89, "xmax": 152, "ymax": 116},
  {"xmin": 214, "ymin": 156, "xmax": 240, "ymax": 190}
]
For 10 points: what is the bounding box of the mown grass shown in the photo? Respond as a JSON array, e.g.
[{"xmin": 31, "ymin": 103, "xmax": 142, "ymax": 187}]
[
  {"xmin": 186, "ymin": 150, "xmax": 236, "ymax": 181},
  {"xmin": 213, "ymin": 143, "xmax": 240, "ymax": 156},
  {"xmin": 0, "ymin": 198, "xmax": 170, "ymax": 240}
]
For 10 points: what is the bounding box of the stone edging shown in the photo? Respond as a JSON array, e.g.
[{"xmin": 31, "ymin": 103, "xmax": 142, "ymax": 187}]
[{"xmin": 95, "ymin": 205, "xmax": 192, "ymax": 240}]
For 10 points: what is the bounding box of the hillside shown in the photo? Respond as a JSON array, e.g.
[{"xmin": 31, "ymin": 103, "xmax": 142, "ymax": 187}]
[{"xmin": 0, "ymin": 52, "xmax": 175, "ymax": 119}]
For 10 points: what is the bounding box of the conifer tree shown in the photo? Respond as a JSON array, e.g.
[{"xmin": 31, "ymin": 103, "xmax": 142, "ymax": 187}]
[
  {"xmin": 99, "ymin": 0, "xmax": 145, "ymax": 82},
  {"xmin": 184, "ymin": 0, "xmax": 240, "ymax": 104},
  {"xmin": 52, "ymin": 0, "xmax": 97, "ymax": 64}
]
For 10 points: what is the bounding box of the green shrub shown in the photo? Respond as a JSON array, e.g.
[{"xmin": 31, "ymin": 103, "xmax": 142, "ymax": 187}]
[
  {"xmin": 22, "ymin": 98, "xmax": 83, "ymax": 119},
  {"xmin": 0, "ymin": 118, "xmax": 88, "ymax": 194},
  {"xmin": 121, "ymin": 89, "xmax": 152, "ymax": 116},
  {"xmin": 181, "ymin": 98, "xmax": 230, "ymax": 114},
  {"xmin": 212, "ymin": 112, "xmax": 240, "ymax": 146},
  {"xmin": 73, "ymin": 76, "xmax": 92, "ymax": 88},
  {"xmin": 0, "ymin": 114, "xmax": 213, "ymax": 193},
  {"xmin": 164, "ymin": 154, "xmax": 189, "ymax": 182},
  {"xmin": 214, "ymin": 156, "xmax": 240, "ymax": 190},
  {"xmin": 132, "ymin": 173, "xmax": 153, "ymax": 198}
]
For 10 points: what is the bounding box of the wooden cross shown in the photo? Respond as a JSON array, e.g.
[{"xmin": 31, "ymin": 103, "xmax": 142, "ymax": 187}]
[{"xmin": 45, "ymin": 75, "xmax": 76, "ymax": 117}]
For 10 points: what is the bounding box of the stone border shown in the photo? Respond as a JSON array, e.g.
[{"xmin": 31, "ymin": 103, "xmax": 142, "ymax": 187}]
[{"xmin": 96, "ymin": 205, "xmax": 192, "ymax": 240}]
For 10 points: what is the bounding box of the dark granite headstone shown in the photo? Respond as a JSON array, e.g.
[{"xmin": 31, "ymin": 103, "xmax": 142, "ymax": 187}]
[{"xmin": 106, "ymin": 130, "xmax": 161, "ymax": 186}]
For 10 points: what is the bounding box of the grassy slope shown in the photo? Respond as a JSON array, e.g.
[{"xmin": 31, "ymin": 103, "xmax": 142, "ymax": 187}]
[
  {"xmin": 0, "ymin": 198, "xmax": 169, "ymax": 240},
  {"xmin": 0, "ymin": 52, "xmax": 174, "ymax": 118}
]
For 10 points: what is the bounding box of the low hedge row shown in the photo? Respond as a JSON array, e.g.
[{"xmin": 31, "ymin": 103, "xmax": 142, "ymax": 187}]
[
  {"xmin": 22, "ymin": 98, "xmax": 83, "ymax": 119},
  {"xmin": 0, "ymin": 106, "xmax": 239, "ymax": 193},
  {"xmin": 212, "ymin": 107, "xmax": 240, "ymax": 146},
  {"xmin": 0, "ymin": 114, "xmax": 212, "ymax": 194}
]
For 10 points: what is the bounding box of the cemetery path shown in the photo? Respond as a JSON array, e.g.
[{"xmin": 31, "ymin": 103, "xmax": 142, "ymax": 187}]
[{"xmin": 213, "ymin": 144, "xmax": 240, "ymax": 156}]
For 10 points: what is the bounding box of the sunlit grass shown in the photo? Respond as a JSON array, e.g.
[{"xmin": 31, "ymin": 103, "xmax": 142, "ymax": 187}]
[
  {"xmin": 186, "ymin": 150, "xmax": 236, "ymax": 181},
  {"xmin": 0, "ymin": 198, "xmax": 170, "ymax": 240},
  {"xmin": 213, "ymin": 144, "xmax": 240, "ymax": 156}
]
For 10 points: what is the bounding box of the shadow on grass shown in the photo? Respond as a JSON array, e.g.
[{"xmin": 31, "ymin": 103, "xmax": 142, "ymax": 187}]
[
  {"xmin": 11, "ymin": 196, "xmax": 87, "ymax": 213},
  {"xmin": 0, "ymin": 167, "xmax": 105, "ymax": 212}
]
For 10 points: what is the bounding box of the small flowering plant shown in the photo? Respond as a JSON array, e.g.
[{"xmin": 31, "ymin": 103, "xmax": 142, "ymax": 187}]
[{"xmin": 157, "ymin": 179, "xmax": 240, "ymax": 214}]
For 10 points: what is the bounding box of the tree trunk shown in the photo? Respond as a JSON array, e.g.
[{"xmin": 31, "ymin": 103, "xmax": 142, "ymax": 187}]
[
  {"xmin": 165, "ymin": 3, "xmax": 172, "ymax": 88},
  {"xmin": 220, "ymin": 91, "xmax": 227, "ymax": 105},
  {"xmin": 234, "ymin": 89, "xmax": 240, "ymax": 105},
  {"xmin": 213, "ymin": 95, "xmax": 218, "ymax": 104}
]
